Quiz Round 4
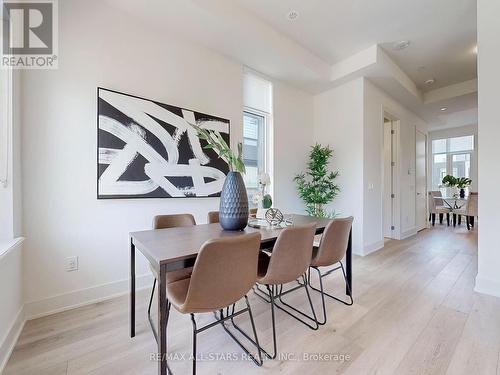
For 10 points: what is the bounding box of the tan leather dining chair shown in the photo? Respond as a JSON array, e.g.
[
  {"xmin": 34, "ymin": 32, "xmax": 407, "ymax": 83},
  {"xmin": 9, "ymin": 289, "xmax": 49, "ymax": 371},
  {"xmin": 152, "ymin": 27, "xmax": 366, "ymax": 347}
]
[
  {"xmin": 207, "ymin": 211, "xmax": 219, "ymax": 224},
  {"xmin": 249, "ymin": 223, "xmax": 318, "ymax": 359},
  {"xmin": 147, "ymin": 214, "xmax": 196, "ymax": 342},
  {"xmin": 165, "ymin": 233, "xmax": 263, "ymax": 374},
  {"xmin": 307, "ymin": 217, "xmax": 354, "ymax": 325}
]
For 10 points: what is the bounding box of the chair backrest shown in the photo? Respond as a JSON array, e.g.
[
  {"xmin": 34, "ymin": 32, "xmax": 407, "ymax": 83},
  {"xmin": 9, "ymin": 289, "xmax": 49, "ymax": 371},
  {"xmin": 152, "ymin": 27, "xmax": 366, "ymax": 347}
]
[
  {"xmin": 183, "ymin": 233, "xmax": 261, "ymax": 312},
  {"xmin": 430, "ymin": 191, "xmax": 443, "ymax": 208},
  {"xmin": 428, "ymin": 192, "xmax": 435, "ymax": 212},
  {"xmin": 153, "ymin": 214, "xmax": 196, "ymax": 229},
  {"xmin": 312, "ymin": 217, "xmax": 353, "ymax": 267},
  {"xmin": 261, "ymin": 223, "xmax": 316, "ymax": 285},
  {"xmin": 207, "ymin": 211, "xmax": 219, "ymax": 224},
  {"xmin": 467, "ymin": 192, "xmax": 478, "ymax": 216}
]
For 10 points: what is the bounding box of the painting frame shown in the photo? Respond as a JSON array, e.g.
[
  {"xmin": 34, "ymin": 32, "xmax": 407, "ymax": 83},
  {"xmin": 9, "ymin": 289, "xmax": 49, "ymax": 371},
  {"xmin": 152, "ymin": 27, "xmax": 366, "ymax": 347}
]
[{"xmin": 96, "ymin": 87, "xmax": 231, "ymax": 200}]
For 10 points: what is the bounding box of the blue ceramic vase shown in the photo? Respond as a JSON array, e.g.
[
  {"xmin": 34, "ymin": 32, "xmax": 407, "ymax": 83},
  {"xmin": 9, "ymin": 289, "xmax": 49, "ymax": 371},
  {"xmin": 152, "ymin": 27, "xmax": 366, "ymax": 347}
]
[{"xmin": 219, "ymin": 171, "xmax": 249, "ymax": 230}]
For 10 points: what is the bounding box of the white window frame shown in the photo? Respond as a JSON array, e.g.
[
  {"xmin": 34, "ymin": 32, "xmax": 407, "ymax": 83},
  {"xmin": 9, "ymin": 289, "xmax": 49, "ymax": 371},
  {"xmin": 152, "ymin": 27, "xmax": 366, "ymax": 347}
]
[
  {"xmin": 431, "ymin": 136, "xmax": 474, "ymax": 192},
  {"xmin": 242, "ymin": 107, "xmax": 271, "ymax": 196},
  {"xmin": 0, "ymin": 63, "xmax": 12, "ymax": 188}
]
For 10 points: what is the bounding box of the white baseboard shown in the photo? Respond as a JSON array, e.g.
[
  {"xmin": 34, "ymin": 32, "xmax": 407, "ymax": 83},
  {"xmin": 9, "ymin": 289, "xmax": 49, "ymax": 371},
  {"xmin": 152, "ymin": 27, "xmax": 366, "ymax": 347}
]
[
  {"xmin": 474, "ymin": 275, "xmax": 500, "ymax": 299},
  {"xmin": 400, "ymin": 228, "xmax": 417, "ymax": 240},
  {"xmin": 362, "ymin": 240, "xmax": 385, "ymax": 256},
  {"xmin": 0, "ymin": 305, "xmax": 25, "ymax": 374},
  {"xmin": 25, "ymin": 273, "xmax": 154, "ymax": 320}
]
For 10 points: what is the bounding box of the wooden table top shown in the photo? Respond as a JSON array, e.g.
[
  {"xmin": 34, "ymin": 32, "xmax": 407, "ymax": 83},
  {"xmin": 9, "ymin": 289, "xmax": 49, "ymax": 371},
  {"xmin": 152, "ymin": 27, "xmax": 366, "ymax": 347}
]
[{"xmin": 130, "ymin": 214, "xmax": 332, "ymax": 267}]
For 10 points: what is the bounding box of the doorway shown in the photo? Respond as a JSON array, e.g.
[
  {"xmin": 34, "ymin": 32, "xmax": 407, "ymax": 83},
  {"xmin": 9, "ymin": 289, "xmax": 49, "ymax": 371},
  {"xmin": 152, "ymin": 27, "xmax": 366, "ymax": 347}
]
[{"xmin": 416, "ymin": 130, "xmax": 427, "ymax": 231}]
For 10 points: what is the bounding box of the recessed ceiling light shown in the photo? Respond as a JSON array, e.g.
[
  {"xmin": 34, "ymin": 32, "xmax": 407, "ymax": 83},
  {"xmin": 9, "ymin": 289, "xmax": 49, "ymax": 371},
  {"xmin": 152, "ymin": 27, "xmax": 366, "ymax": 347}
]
[
  {"xmin": 440, "ymin": 107, "xmax": 448, "ymax": 111},
  {"xmin": 425, "ymin": 78, "xmax": 436, "ymax": 85},
  {"xmin": 286, "ymin": 10, "xmax": 299, "ymax": 21},
  {"xmin": 393, "ymin": 40, "xmax": 410, "ymax": 50}
]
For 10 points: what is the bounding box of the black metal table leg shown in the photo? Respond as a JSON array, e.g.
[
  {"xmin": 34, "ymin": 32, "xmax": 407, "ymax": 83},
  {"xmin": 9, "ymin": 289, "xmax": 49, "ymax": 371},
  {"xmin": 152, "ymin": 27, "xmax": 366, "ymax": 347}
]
[
  {"xmin": 130, "ymin": 238, "xmax": 136, "ymax": 338},
  {"xmin": 158, "ymin": 265, "xmax": 168, "ymax": 375},
  {"xmin": 346, "ymin": 229, "xmax": 352, "ymax": 296}
]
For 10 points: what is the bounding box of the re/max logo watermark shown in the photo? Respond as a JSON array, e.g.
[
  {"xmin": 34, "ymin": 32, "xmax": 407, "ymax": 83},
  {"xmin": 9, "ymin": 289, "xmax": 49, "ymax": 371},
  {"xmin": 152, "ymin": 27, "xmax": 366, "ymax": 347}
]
[{"xmin": 1, "ymin": 0, "xmax": 58, "ymax": 69}]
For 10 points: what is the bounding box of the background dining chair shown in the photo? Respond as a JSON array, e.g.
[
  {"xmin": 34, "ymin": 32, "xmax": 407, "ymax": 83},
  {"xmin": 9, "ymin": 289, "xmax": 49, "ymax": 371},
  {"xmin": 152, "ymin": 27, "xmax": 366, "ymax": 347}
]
[
  {"xmin": 148, "ymin": 214, "xmax": 196, "ymax": 342},
  {"xmin": 454, "ymin": 192, "xmax": 478, "ymax": 230},
  {"xmin": 307, "ymin": 217, "xmax": 354, "ymax": 325},
  {"xmin": 250, "ymin": 223, "xmax": 317, "ymax": 359},
  {"xmin": 166, "ymin": 233, "xmax": 263, "ymax": 374},
  {"xmin": 249, "ymin": 208, "xmax": 258, "ymax": 217},
  {"xmin": 429, "ymin": 191, "xmax": 451, "ymax": 226},
  {"xmin": 466, "ymin": 192, "xmax": 478, "ymax": 229},
  {"xmin": 207, "ymin": 211, "xmax": 219, "ymax": 224}
]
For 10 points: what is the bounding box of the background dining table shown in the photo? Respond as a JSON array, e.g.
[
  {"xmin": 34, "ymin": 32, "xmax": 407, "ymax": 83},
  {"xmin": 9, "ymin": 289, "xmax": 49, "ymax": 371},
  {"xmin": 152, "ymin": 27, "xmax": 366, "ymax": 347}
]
[{"xmin": 129, "ymin": 214, "xmax": 352, "ymax": 375}]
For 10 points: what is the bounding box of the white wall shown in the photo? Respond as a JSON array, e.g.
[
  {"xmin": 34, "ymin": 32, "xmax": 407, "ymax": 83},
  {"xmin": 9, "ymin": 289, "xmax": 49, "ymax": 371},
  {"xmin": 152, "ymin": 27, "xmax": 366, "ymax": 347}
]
[
  {"xmin": 313, "ymin": 78, "xmax": 365, "ymax": 254},
  {"xmin": 312, "ymin": 78, "xmax": 428, "ymax": 255},
  {"xmin": 475, "ymin": 0, "xmax": 500, "ymax": 297},
  {"xmin": 428, "ymin": 124, "xmax": 478, "ymax": 192},
  {"xmin": 364, "ymin": 79, "xmax": 428, "ymax": 246},
  {"xmin": 272, "ymin": 80, "xmax": 313, "ymax": 213},
  {"xmin": 20, "ymin": 0, "xmax": 315, "ymax": 317}
]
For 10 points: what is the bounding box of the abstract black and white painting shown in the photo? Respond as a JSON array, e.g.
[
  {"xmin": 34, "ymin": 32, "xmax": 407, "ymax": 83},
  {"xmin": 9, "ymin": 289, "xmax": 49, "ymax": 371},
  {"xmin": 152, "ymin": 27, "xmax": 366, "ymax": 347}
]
[{"xmin": 97, "ymin": 88, "xmax": 230, "ymax": 199}]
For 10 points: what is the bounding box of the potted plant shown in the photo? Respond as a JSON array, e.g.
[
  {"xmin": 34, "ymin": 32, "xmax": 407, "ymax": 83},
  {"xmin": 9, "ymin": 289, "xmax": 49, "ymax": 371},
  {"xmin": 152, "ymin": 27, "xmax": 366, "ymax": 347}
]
[
  {"xmin": 456, "ymin": 177, "xmax": 472, "ymax": 198},
  {"xmin": 294, "ymin": 144, "xmax": 340, "ymax": 218},
  {"xmin": 441, "ymin": 174, "xmax": 457, "ymax": 196},
  {"xmin": 191, "ymin": 124, "xmax": 248, "ymax": 230}
]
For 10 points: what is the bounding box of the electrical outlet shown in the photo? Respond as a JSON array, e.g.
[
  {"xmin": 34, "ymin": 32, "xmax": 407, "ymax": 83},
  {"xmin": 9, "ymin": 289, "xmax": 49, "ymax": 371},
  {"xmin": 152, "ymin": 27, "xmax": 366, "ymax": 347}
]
[{"xmin": 65, "ymin": 256, "xmax": 78, "ymax": 272}]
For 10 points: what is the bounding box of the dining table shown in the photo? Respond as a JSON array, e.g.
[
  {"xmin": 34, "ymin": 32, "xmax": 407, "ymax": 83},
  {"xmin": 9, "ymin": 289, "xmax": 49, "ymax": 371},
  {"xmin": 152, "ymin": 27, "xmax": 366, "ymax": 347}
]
[
  {"xmin": 434, "ymin": 195, "xmax": 468, "ymax": 210},
  {"xmin": 129, "ymin": 214, "xmax": 352, "ymax": 375}
]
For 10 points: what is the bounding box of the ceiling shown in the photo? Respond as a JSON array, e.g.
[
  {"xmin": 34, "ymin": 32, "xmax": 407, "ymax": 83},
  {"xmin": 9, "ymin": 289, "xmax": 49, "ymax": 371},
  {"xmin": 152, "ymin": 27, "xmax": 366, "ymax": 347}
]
[
  {"xmin": 105, "ymin": 0, "xmax": 478, "ymax": 130},
  {"xmin": 235, "ymin": 0, "xmax": 477, "ymax": 92}
]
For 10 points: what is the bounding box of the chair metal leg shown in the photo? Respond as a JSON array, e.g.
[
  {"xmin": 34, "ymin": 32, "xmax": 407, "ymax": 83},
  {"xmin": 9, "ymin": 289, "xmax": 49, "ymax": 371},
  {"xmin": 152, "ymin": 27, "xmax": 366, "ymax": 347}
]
[
  {"xmin": 191, "ymin": 314, "xmax": 197, "ymax": 375},
  {"xmin": 214, "ymin": 299, "xmax": 264, "ymax": 366},
  {"xmin": 275, "ymin": 275, "xmax": 319, "ymax": 330},
  {"xmin": 267, "ymin": 285, "xmax": 278, "ymax": 359},
  {"xmin": 243, "ymin": 296, "xmax": 264, "ymax": 365},
  {"xmin": 439, "ymin": 213, "xmax": 443, "ymax": 224},
  {"xmin": 447, "ymin": 213, "xmax": 450, "ymax": 226},
  {"xmin": 466, "ymin": 215, "xmax": 470, "ymax": 230},
  {"xmin": 306, "ymin": 262, "xmax": 353, "ymax": 326},
  {"xmin": 252, "ymin": 284, "xmax": 272, "ymax": 303},
  {"xmin": 432, "ymin": 213, "xmax": 436, "ymax": 226}
]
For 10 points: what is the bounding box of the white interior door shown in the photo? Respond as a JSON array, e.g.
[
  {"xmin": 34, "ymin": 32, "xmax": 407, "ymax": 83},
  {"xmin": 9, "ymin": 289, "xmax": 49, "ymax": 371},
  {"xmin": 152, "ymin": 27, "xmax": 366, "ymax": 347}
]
[
  {"xmin": 416, "ymin": 130, "xmax": 427, "ymax": 231},
  {"xmin": 383, "ymin": 120, "xmax": 393, "ymax": 238}
]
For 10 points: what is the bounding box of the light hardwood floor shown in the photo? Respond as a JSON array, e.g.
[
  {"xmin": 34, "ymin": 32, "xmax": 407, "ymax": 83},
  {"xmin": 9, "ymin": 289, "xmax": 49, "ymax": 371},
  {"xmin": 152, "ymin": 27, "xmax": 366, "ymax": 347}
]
[{"xmin": 5, "ymin": 224, "xmax": 500, "ymax": 375}]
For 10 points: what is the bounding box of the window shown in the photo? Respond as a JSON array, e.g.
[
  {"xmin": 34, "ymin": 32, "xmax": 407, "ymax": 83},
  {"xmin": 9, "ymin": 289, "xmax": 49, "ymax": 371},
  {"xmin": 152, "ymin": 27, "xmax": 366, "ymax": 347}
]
[
  {"xmin": 0, "ymin": 64, "xmax": 10, "ymax": 188},
  {"xmin": 243, "ymin": 111, "xmax": 266, "ymax": 189},
  {"xmin": 242, "ymin": 72, "xmax": 272, "ymax": 196},
  {"xmin": 431, "ymin": 135, "xmax": 474, "ymax": 194}
]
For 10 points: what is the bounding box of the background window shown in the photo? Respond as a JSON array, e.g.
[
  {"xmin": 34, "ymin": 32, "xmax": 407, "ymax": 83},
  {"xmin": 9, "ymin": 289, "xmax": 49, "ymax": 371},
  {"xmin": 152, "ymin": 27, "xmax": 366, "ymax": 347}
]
[
  {"xmin": 242, "ymin": 72, "xmax": 272, "ymax": 197},
  {"xmin": 431, "ymin": 135, "xmax": 474, "ymax": 194},
  {"xmin": 242, "ymin": 111, "xmax": 266, "ymax": 190}
]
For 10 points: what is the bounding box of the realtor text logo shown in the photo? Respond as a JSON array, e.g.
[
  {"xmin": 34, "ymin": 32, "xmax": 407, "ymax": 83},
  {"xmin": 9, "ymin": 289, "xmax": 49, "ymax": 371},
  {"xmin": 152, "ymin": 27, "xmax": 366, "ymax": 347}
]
[{"xmin": 1, "ymin": 0, "xmax": 58, "ymax": 69}]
